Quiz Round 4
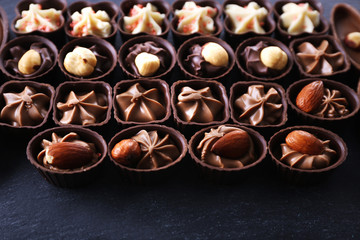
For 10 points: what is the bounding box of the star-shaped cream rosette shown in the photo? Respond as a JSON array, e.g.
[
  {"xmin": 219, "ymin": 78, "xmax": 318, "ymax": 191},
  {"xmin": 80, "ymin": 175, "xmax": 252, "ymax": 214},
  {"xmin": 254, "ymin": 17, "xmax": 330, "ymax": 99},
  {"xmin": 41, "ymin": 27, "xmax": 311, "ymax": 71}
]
[
  {"xmin": 0, "ymin": 86, "xmax": 50, "ymax": 126},
  {"xmin": 124, "ymin": 3, "xmax": 165, "ymax": 35},
  {"xmin": 57, "ymin": 91, "xmax": 108, "ymax": 125},
  {"xmin": 131, "ymin": 130, "xmax": 180, "ymax": 169},
  {"xmin": 175, "ymin": 1, "xmax": 217, "ymax": 34},
  {"xmin": 280, "ymin": 2, "xmax": 320, "ymax": 35},
  {"xmin": 296, "ymin": 40, "xmax": 344, "ymax": 75},
  {"xmin": 315, "ymin": 88, "xmax": 349, "ymax": 118},
  {"xmin": 176, "ymin": 86, "xmax": 224, "ymax": 123},
  {"xmin": 116, "ymin": 83, "xmax": 166, "ymax": 122},
  {"xmin": 235, "ymin": 85, "xmax": 282, "ymax": 126},
  {"xmin": 225, "ymin": 2, "xmax": 268, "ymax": 34}
]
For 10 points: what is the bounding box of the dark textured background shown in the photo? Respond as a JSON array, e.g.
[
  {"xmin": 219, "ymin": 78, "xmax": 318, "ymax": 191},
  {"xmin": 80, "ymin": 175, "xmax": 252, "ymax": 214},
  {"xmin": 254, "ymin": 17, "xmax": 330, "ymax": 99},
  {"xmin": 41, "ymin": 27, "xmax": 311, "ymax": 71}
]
[{"xmin": 1, "ymin": 0, "xmax": 360, "ymax": 239}]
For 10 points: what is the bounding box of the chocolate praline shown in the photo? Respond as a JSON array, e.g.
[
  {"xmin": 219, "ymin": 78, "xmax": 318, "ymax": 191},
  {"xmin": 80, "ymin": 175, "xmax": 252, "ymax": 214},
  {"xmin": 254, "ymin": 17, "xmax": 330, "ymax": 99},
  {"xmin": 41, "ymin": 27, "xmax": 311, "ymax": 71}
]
[
  {"xmin": 0, "ymin": 80, "xmax": 54, "ymax": 130},
  {"xmin": 0, "ymin": 35, "xmax": 58, "ymax": 81},
  {"xmin": 26, "ymin": 126, "xmax": 107, "ymax": 187},
  {"xmin": 53, "ymin": 81, "xmax": 112, "ymax": 127},
  {"xmin": 268, "ymin": 125, "xmax": 347, "ymax": 184},
  {"xmin": 230, "ymin": 81, "xmax": 287, "ymax": 128},
  {"xmin": 0, "ymin": 6, "xmax": 9, "ymax": 50},
  {"xmin": 108, "ymin": 124, "xmax": 187, "ymax": 183},
  {"xmin": 65, "ymin": 1, "xmax": 119, "ymax": 42},
  {"xmin": 58, "ymin": 37, "xmax": 117, "ymax": 81},
  {"xmin": 273, "ymin": 0, "xmax": 329, "ymax": 42},
  {"xmin": 222, "ymin": 0, "xmax": 275, "ymax": 46},
  {"xmin": 118, "ymin": 0, "xmax": 171, "ymax": 41},
  {"xmin": 171, "ymin": 0, "xmax": 223, "ymax": 45},
  {"xmin": 290, "ymin": 35, "xmax": 351, "ymax": 79},
  {"xmin": 235, "ymin": 36, "xmax": 293, "ymax": 81},
  {"xmin": 331, "ymin": 3, "xmax": 360, "ymax": 71},
  {"xmin": 177, "ymin": 36, "xmax": 235, "ymax": 80},
  {"xmin": 286, "ymin": 78, "xmax": 360, "ymax": 124},
  {"xmin": 118, "ymin": 35, "xmax": 176, "ymax": 79}
]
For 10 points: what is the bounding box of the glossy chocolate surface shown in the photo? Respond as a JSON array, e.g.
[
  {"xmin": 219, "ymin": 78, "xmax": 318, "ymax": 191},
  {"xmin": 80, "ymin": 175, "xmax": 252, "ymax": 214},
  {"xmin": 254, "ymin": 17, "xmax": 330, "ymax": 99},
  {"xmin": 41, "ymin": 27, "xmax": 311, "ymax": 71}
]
[{"xmin": 0, "ymin": 6, "xmax": 8, "ymax": 49}]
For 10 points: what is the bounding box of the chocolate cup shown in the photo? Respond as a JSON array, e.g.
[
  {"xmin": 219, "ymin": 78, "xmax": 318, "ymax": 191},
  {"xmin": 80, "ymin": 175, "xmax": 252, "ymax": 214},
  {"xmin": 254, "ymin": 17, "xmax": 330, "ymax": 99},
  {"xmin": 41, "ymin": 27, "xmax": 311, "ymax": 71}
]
[
  {"xmin": 108, "ymin": 124, "xmax": 188, "ymax": 184},
  {"xmin": 229, "ymin": 81, "xmax": 288, "ymax": 132},
  {"xmin": 11, "ymin": 0, "xmax": 67, "ymax": 45},
  {"xmin": 118, "ymin": 35, "xmax": 176, "ymax": 80},
  {"xmin": 188, "ymin": 124, "xmax": 267, "ymax": 183},
  {"xmin": 171, "ymin": 0, "xmax": 223, "ymax": 46},
  {"xmin": 58, "ymin": 37, "xmax": 117, "ymax": 81},
  {"xmin": 65, "ymin": 1, "xmax": 119, "ymax": 43},
  {"xmin": 222, "ymin": 0, "xmax": 276, "ymax": 48},
  {"xmin": 171, "ymin": 79, "xmax": 230, "ymax": 135},
  {"xmin": 0, "ymin": 80, "xmax": 55, "ymax": 132},
  {"xmin": 53, "ymin": 81, "xmax": 112, "ymax": 128},
  {"xmin": 177, "ymin": 36, "xmax": 235, "ymax": 81},
  {"xmin": 268, "ymin": 125, "xmax": 348, "ymax": 184},
  {"xmin": 290, "ymin": 35, "xmax": 351, "ymax": 79},
  {"xmin": 113, "ymin": 79, "xmax": 171, "ymax": 126},
  {"xmin": 0, "ymin": 35, "xmax": 58, "ymax": 81},
  {"xmin": 0, "ymin": 6, "xmax": 9, "ymax": 50},
  {"xmin": 118, "ymin": 0, "xmax": 171, "ymax": 41},
  {"xmin": 286, "ymin": 78, "xmax": 360, "ymax": 126},
  {"xmin": 273, "ymin": 0, "xmax": 329, "ymax": 43},
  {"xmin": 331, "ymin": 4, "xmax": 360, "ymax": 71},
  {"xmin": 26, "ymin": 126, "xmax": 107, "ymax": 188},
  {"xmin": 235, "ymin": 36, "xmax": 294, "ymax": 82}
]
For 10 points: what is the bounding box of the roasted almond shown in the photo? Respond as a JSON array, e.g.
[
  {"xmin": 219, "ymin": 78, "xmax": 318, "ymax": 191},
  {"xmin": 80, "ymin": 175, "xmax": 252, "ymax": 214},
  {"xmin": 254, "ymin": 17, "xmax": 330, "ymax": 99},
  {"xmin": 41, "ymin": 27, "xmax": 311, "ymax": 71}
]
[
  {"xmin": 296, "ymin": 81, "xmax": 324, "ymax": 113},
  {"xmin": 45, "ymin": 142, "xmax": 95, "ymax": 169},
  {"xmin": 285, "ymin": 130, "xmax": 324, "ymax": 155},
  {"xmin": 111, "ymin": 139, "xmax": 142, "ymax": 166},
  {"xmin": 210, "ymin": 130, "xmax": 250, "ymax": 159}
]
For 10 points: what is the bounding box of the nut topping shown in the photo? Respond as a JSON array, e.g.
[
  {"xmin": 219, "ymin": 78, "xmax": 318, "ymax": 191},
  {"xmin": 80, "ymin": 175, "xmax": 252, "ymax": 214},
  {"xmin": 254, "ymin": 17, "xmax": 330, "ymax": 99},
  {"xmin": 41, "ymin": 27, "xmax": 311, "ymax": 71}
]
[
  {"xmin": 296, "ymin": 81, "xmax": 324, "ymax": 113},
  {"xmin": 18, "ymin": 49, "xmax": 42, "ymax": 75},
  {"xmin": 285, "ymin": 130, "xmax": 324, "ymax": 155},
  {"xmin": 134, "ymin": 52, "xmax": 160, "ymax": 76},
  {"xmin": 201, "ymin": 42, "xmax": 229, "ymax": 67},
  {"xmin": 210, "ymin": 130, "xmax": 250, "ymax": 159},
  {"xmin": 111, "ymin": 139, "xmax": 142, "ymax": 166},
  {"xmin": 64, "ymin": 47, "xmax": 97, "ymax": 77},
  {"xmin": 344, "ymin": 32, "xmax": 360, "ymax": 50},
  {"xmin": 260, "ymin": 46, "xmax": 288, "ymax": 70}
]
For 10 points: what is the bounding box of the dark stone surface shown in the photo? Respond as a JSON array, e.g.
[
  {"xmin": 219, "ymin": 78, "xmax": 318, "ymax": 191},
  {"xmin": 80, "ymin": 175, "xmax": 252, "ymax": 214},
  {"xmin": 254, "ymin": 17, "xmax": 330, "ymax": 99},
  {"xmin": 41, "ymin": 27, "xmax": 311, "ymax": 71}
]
[{"xmin": 0, "ymin": 0, "xmax": 360, "ymax": 239}]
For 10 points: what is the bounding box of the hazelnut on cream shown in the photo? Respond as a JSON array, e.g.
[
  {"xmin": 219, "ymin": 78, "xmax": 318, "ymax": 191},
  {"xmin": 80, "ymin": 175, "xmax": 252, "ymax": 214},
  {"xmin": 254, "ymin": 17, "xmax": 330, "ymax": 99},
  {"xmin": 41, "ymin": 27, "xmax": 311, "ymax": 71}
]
[
  {"xmin": 18, "ymin": 49, "xmax": 42, "ymax": 75},
  {"xmin": 134, "ymin": 52, "xmax": 160, "ymax": 76},
  {"xmin": 201, "ymin": 42, "xmax": 229, "ymax": 67},
  {"xmin": 344, "ymin": 32, "xmax": 360, "ymax": 50},
  {"xmin": 260, "ymin": 46, "xmax": 288, "ymax": 70},
  {"xmin": 64, "ymin": 47, "xmax": 97, "ymax": 77}
]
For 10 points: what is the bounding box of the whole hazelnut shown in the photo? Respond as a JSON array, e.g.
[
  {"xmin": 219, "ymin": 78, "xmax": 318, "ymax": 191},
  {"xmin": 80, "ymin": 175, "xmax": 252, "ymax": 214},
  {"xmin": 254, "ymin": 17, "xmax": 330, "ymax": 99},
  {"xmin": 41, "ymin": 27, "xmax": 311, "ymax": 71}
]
[
  {"xmin": 344, "ymin": 32, "xmax": 360, "ymax": 50},
  {"xmin": 64, "ymin": 47, "xmax": 97, "ymax": 77},
  {"xmin": 134, "ymin": 52, "xmax": 160, "ymax": 77},
  {"xmin": 260, "ymin": 46, "xmax": 288, "ymax": 70},
  {"xmin": 201, "ymin": 42, "xmax": 229, "ymax": 67},
  {"xmin": 18, "ymin": 49, "xmax": 42, "ymax": 75},
  {"xmin": 111, "ymin": 139, "xmax": 142, "ymax": 166}
]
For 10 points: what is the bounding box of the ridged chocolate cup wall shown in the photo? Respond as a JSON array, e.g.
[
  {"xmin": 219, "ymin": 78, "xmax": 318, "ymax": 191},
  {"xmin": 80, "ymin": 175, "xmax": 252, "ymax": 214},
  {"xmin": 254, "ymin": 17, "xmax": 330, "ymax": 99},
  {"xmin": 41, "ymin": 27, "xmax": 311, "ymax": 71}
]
[{"xmin": 0, "ymin": 6, "xmax": 9, "ymax": 50}]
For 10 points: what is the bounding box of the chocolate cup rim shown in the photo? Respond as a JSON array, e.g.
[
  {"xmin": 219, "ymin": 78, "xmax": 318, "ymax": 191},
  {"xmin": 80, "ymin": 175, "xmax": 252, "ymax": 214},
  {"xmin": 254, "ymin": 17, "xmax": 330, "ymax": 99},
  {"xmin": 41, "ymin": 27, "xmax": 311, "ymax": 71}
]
[
  {"xmin": 188, "ymin": 124, "xmax": 267, "ymax": 172},
  {"xmin": 286, "ymin": 78, "xmax": 360, "ymax": 121},
  {"xmin": 222, "ymin": 0, "xmax": 276, "ymax": 37},
  {"xmin": 118, "ymin": 0, "xmax": 171, "ymax": 38},
  {"xmin": 330, "ymin": 3, "xmax": 360, "ymax": 71},
  {"xmin": 0, "ymin": 80, "xmax": 55, "ymax": 129},
  {"xmin": 268, "ymin": 125, "xmax": 348, "ymax": 173},
  {"xmin": 52, "ymin": 80, "xmax": 113, "ymax": 127},
  {"xmin": 289, "ymin": 35, "xmax": 351, "ymax": 78},
  {"xmin": 229, "ymin": 81, "xmax": 288, "ymax": 128},
  {"xmin": 170, "ymin": 0, "xmax": 223, "ymax": 38},
  {"xmin": 177, "ymin": 36, "xmax": 235, "ymax": 80},
  {"xmin": 273, "ymin": 0, "xmax": 329, "ymax": 38},
  {"xmin": 107, "ymin": 124, "xmax": 188, "ymax": 173},
  {"xmin": 170, "ymin": 79, "xmax": 230, "ymax": 126},
  {"xmin": 58, "ymin": 37, "xmax": 117, "ymax": 81},
  {"xmin": 0, "ymin": 35, "xmax": 58, "ymax": 80},
  {"xmin": 26, "ymin": 126, "xmax": 107, "ymax": 174},
  {"xmin": 64, "ymin": 1, "xmax": 119, "ymax": 41},
  {"xmin": 113, "ymin": 79, "xmax": 171, "ymax": 125},
  {"xmin": 118, "ymin": 35, "xmax": 176, "ymax": 79},
  {"xmin": 11, "ymin": 0, "xmax": 66, "ymax": 36},
  {"xmin": 235, "ymin": 36, "xmax": 294, "ymax": 81},
  {"xmin": 0, "ymin": 6, "xmax": 9, "ymax": 49}
]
